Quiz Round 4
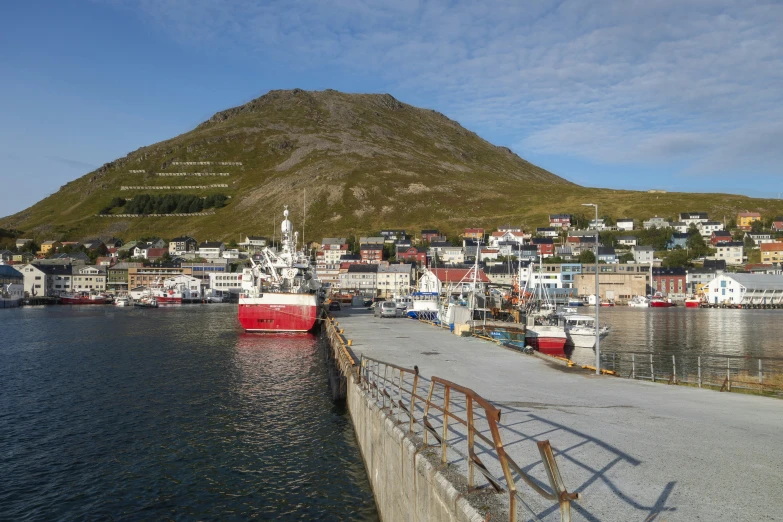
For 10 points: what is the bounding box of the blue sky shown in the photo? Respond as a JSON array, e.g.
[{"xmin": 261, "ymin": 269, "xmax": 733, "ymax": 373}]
[{"xmin": 2, "ymin": 0, "xmax": 782, "ymax": 216}]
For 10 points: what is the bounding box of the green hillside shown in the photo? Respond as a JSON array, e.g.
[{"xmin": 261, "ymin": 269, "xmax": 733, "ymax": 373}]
[{"xmin": 3, "ymin": 88, "xmax": 782, "ymax": 243}]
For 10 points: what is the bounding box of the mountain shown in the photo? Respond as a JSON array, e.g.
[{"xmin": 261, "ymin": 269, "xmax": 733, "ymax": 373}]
[{"xmin": 2, "ymin": 89, "xmax": 782, "ymax": 243}]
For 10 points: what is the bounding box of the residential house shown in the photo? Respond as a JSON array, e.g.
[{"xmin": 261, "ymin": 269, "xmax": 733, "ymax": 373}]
[
  {"xmin": 705, "ymin": 274, "xmax": 783, "ymax": 305},
  {"xmin": 339, "ymin": 253, "xmax": 362, "ymax": 265},
  {"xmin": 95, "ymin": 257, "xmax": 115, "ymax": 267},
  {"xmin": 105, "ymin": 237, "xmax": 124, "ymax": 248},
  {"xmin": 588, "ymin": 219, "xmax": 608, "ymax": 231},
  {"xmin": 182, "ymin": 261, "xmax": 228, "ymax": 280},
  {"xmin": 197, "ymin": 241, "xmax": 225, "ymax": 259},
  {"xmin": 772, "ymin": 218, "xmax": 783, "ymax": 233},
  {"xmin": 667, "ymin": 233, "xmax": 689, "ymax": 250},
  {"xmin": 428, "ymin": 240, "xmax": 452, "ymax": 257},
  {"xmin": 616, "ymin": 219, "xmax": 634, "ymax": 231},
  {"xmin": 698, "ymin": 221, "xmax": 724, "ymax": 238},
  {"xmin": 133, "ymin": 244, "xmax": 150, "ymax": 259},
  {"xmin": 518, "ymin": 245, "xmax": 539, "ymax": 261},
  {"xmin": 19, "ymin": 263, "xmax": 72, "ymax": 297},
  {"xmin": 321, "ymin": 237, "xmax": 348, "ymax": 248},
  {"xmin": 715, "ymin": 242, "xmax": 744, "ymax": 266},
  {"xmin": 71, "ymin": 265, "xmax": 106, "ymax": 292},
  {"xmin": 147, "ymin": 248, "xmax": 168, "ymax": 261},
  {"xmin": 315, "ymin": 263, "xmax": 341, "ymax": 290},
  {"xmin": 420, "ymin": 229, "xmax": 440, "ymax": 243},
  {"xmin": 488, "ymin": 230, "xmax": 526, "ymax": 248},
  {"xmin": 397, "ymin": 246, "xmax": 427, "ymax": 265},
  {"xmin": 0, "ymin": 250, "xmax": 13, "ymax": 262},
  {"xmin": 463, "ymin": 239, "xmax": 480, "ymax": 261},
  {"xmin": 359, "ymin": 236, "xmax": 385, "ymax": 246},
  {"xmin": 49, "ymin": 252, "xmax": 90, "ymax": 265},
  {"xmin": 671, "ymin": 221, "xmax": 689, "ymax": 234},
  {"xmin": 616, "ymin": 236, "xmax": 638, "ymax": 247},
  {"xmin": 318, "ymin": 243, "xmax": 349, "ymax": 265},
  {"xmin": 745, "ymin": 264, "xmax": 783, "ymax": 275},
  {"xmin": 463, "ymin": 228, "xmax": 485, "ymax": 241},
  {"xmin": 394, "ymin": 239, "xmax": 413, "ymax": 252},
  {"xmin": 643, "ymin": 216, "xmax": 670, "ymax": 230},
  {"xmin": 678, "ymin": 212, "xmax": 709, "ymax": 226},
  {"xmin": 237, "ymin": 235, "xmax": 266, "ymax": 253},
  {"xmin": 359, "ymin": 244, "xmax": 384, "ymax": 264},
  {"xmin": 549, "ymin": 214, "xmax": 572, "ymax": 229},
  {"xmin": 484, "ymin": 264, "xmax": 516, "ymax": 286},
  {"xmin": 652, "ymin": 267, "xmax": 687, "ymax": 298},
  {"xmin": 376, "ymin": 263, "xmax": 413, "ymax": 297},
  {"xmin": 379, "ymin": 230, "xmax": 407, "ymax": 243},
  {"xmin": 13, "ymin": 252, "xmax": 35, "ymax": 264},
  {"xmin": 128, "ymin": 265, "xmax": 187, "ymax": 288},
  {"xmin": 417, "ymin": 267, "xmax": 490, "ymax": 295},
  {"xmin": 169, "ymin": 236, "xmax": 198, "ymax": 255},
  {"xmin": 480, "ymin": 248, "xmax": 499, "ymax": 261},
  {"xmin": 632, "ymin": 245, "xmax": 655, "ymax": 264},
  {"xmin": 15, "ymin": 238, "xmax": 33, "ymax": 250},
  {"xmin": 531, "ymin": 237, "xmax": 554, "ymax": 258},
  {"xmin": 39, "ymin": 240, "xmax": 61, "ymax": 255},
  {"xmin": 597, "ymin": 247, "xmax": 618, "ymax": 264},
  {"xmin": 148, "ymin": 239, "xmax": 167, "ymax": 249},
  {"xmin": 566, "ymin": 236, "xmax": 597, "ymax": 255},
  {"xmin": 535, "ymin": 227, "xmax": 559, "ymax": 238},
  {"xmin": 710, "ymin": 231, "xmax": 732, "ymax": 246},
  {"xmin": 746, "ymin": 232, "xmax": 774, "ymax": 246},
  {"xmin": 439, "ymin": 246, "xmax": 465, "ymax": 265},
  {"xmin": 117, "ymin": 240, "xmax": 141, "ymax": 256},
  {"xmin": 0, "ymin": 264, "xmax": 24, "ymax": 301},
  {"xmin": 737, "ymin": 212, "xmax": 761, "ymax": 231},
  {"xmin": 339, "ymin": 264, "xmax": 378, "ymax": 294},
  {"xmin": 82, "ymin": 239, "xmax": 107, "ymax": 254},
  {"xmin": 761, "ymin": 242, "xmax": 783, "ymax": 264},
  {"xmin": 555, "ymin": 246, "xmax": 575, "ymax": 261}
]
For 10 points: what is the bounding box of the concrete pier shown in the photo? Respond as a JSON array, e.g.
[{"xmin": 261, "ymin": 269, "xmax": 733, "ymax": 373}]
[{"xmin": 333, "ymin": 308, "xmax": 783, "ymax": 521}]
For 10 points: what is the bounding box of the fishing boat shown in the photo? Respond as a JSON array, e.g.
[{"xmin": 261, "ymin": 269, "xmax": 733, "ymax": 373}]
[
  {"xmin": 561, "ymin": 314, "xmax": 610, "ymax": 349},
  {"xmin": 406, "ymin": 292, "xmax": 440, "ymax": 320},
  {"xmin": 600, "ymin": 300, "xmax": 615, "ymax": 307},
  {"xmin": 684, "ymin": 295, "xmax": 702, "ymax": 308},
  {"xmin": 650, "ymin": 292, "xmax": 676, "ymax": 307},
  {"xmin": 114, "ymin": 296, "xmax": 131, "ymax": 307},
  {"xmin": 60, "ymin": 292, "xmax": 108, "ymax": 305},
  {"xmin": 134, "ymin": 295, "xmax": 158, "ymax": 308},
  {"xmin": 238, "ymin": 206, "xmax": 321, "ymax": 332},
  {"xmin": 628, "ymin": 295, "xmax": 650, "ymax": 307},
  {"xmin": 520, "ymin": 258, "xmax": 569, "ymax": 357}
]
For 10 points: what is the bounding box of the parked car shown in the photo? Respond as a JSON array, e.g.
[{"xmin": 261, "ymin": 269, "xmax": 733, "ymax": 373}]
[
  {"xmin": 373, "ymin": 301, "xmax": 382, "ymax": 317},
  {"xmin": 328, "ymin": 301, "xmax": 341, "ymax": 311},
  {"xmin": 380, "ymin": 300, "xmax": 398, "ymax": 318}
]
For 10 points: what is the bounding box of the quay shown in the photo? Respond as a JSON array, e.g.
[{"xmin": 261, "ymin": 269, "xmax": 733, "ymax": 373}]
[{"xmin": 326, "ymin": 307, "xmax": 782, "ymax": 521}]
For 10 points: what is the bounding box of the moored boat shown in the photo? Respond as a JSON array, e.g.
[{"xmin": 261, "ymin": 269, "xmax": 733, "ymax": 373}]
[
  {"xmin": 60, "ymin": 292, "xmax": 107, "ymax": 305},
  {"xmin": 114, "ymin": 296, "xmax": 131, "ymax": 307},
  {"xmin": 238, "ymin": 206, "xmax": 321, "ymax": 332},
  {"xmin": 406, "ymin": 292, "xmax": 440, "ymax": 320},
  {"xmin": 561, "ymin": 314, "xmax": 610, "ymax": 349},
  {"xmin": 684, "ymin": 296, "xmax": 702, "ymax": 308},
  {"xmin": 650, "ymin": 292, "xmax": 676, "ymax": 307},
  {"xmin": 628, "ymin": 295, "xmax": 650, "ymax": 307}
]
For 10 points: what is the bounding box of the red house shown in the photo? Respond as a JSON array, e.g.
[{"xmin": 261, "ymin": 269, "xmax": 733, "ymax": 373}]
[
  {"xmin": 549, "ymin": 214, "xmax": 572, "ymax": 228},
  {"xmin": 710, "ymin": 230, "xmax": 732, "ymax": 246},
  {"xmin": 397, "ymin": 246, "xmax": 427, "ymax": 265},
  {"xmin": 652, "ymin": 267, "xmax": 686, "ymax": 296},
  {"xmin": 772, "ymin": 218, "xmax": 783, "ymax": 232},
  {"xmin": 531, "ymin": 237, "xmax": 554, "ymax": 257},
  {"xmin": 360, "ymin": 244, "xmax": 384, "ymax": 263},
  {"xmin": 421, "ymin": 229, "xmax": 440, "ymax": 242}
]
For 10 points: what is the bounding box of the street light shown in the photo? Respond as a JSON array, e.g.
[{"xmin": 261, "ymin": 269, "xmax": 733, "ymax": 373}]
[{"xmin": 582, "ymin": 203, "xmax": 600, "ymax": 375}]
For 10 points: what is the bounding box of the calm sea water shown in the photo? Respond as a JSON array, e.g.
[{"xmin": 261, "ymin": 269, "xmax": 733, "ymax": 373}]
[
  {"xmin": 0, "ymin": 305, "xmax": 378, "ymax": 521},
  {"xmin": 597, "ymin": 307, "xmax": 783, "ymax": 358}
]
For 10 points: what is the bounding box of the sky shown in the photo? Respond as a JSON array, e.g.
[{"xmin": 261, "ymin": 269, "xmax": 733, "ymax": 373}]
[{"xmin": 1, "ymin": 0, "xmax": 782, "ymax": 216}]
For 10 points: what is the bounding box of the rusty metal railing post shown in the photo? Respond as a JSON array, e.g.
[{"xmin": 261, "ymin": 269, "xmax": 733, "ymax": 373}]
[
  {"xmin": 466, "ymin": 396, "xmax": 474, "ymax": 489},
  {"xmin": 409, "ymin": 368, "xmax": 419, "ymax": 434},
  {"xmin": 423, "ymin": 381, "xmax": 436, "ymax": 446},
  {"xmin": 441, "ymin": 385, "xmax": 450, "ymax": 465},
  {"xmin": 537, "ymin": 440, "xmax": 579, "ymax": 522}
]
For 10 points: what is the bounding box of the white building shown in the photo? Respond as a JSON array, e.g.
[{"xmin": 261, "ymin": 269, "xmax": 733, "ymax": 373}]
[
  {"xmin": 698, "ymin": 221, "xmax": 724, "ymax": 238},
  {"xmin": 222, "ymin": 249, "xmax": 241, "ymax": 260},
  {"xmin": 632, "ymin": 245, "xmax": 655, "ymax": 264},
  {"xmin": 316, "ymin": 263, "xmax": 341, "ymax": 290},
  {"xmin": 71, "ymin": 265, "xmax": 106, "ymax": 292},
  {"xmin": 168, "ymin": 236, "xmax": 197, "ymax": 255},
  {"xmin": 488, "ymin": 230, "xmax": 527, "ymax": 248},
  {"xmin": 239, "ymin": 235, "xmax": 267, "ymax": 253},
  {"xmin": 705, "ymin": 274, "xmax": 783, "ymax": 305},
  {"xmin": 197, "ymin": 241, "xmax": 225, "ymax": 259},
  {"xmin": 439, "ymin": 246, "xmax": 465, "ymax": 265},
  {"xmin": 671, "ymin": 222, "xmax": 689, "ymax": 234},
  {"xmin": 376, "ymin": 263, "xmax": 412, "ymax": 297},
  {"xmin": 588, "ymin": 219, "xmax": 608, "ymax": 231},
  {"xmin": 715, "ymin": 242, "xmax": 744, "ymax": 266},
  {"xmin": 643, "ymin": 217, "xmax": 670, "ymax": 230},
  {"xmin": 616, "ymin": 219, "xmax": 634, "ymax": 231},
  {"xmin": 746, "ymin": 232, "xmax": 774, "ymax": 246},
  {"xmin": 616, "ymin": 236, "xmax": 638, "ymax": 246},
  {"xmin": 535, "ymin": 227, "xmax": 559, "ymax": 238},
  {"xmin": 19, "ymin": 264, "xmax": 73, "ymax": 296},
  {"xmin": 318, "ymin": 243, "xmax": 349, "ymax": 264},
  {"xmin": 679, "ymin": 212, "xmax": 709, "ymax": 226},
  {"xmin": 208, "ymin": 272, "xmax": 243, "ymax": 294}
]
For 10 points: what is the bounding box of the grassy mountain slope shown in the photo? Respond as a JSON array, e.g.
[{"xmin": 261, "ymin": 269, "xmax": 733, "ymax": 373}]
[{"xmin": 3, "ymin": 88, "xmax": 782, "ymax": 243}]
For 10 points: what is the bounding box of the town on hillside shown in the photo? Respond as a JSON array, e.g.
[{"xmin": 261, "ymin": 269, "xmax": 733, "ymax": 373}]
[{"xmin": 2, "ymin": 210, "xmax": 783, "ymax": 307}]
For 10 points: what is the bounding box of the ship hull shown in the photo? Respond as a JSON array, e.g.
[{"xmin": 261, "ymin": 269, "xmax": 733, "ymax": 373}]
[
  {"xmin": 239, "ymin": 293, "xmax": 318, "ymax": 332},
  {"xmin": 526, "ymin": 326, "xmax": 569, "ymax": 357},
  {"xmin": 60, "ymin": 296, "xmax": 107, "ymax": 305},
  {"xmin": 650, "ymin": 301, "xmax": 676, "ymax": 308},
  {"xmin": 684, "ymin": 300, "xmax": 701, "ymax": 308}
]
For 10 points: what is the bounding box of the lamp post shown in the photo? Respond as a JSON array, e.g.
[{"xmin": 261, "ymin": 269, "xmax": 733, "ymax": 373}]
[{"xmin": 582, "ymin": 203, "xmax": 600, "ymax": 375}]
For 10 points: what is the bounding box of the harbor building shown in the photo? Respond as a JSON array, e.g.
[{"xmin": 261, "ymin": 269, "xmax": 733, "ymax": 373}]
[
  {"xmin": 705, "ymin": 274, "xmax": 783, "ymax": 305},
  {"xmin": 376, "ymin": 263, "xmax": 413, "ymax": 297}
]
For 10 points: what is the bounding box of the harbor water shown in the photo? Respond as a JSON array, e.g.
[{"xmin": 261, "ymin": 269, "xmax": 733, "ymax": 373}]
[{"xmin": 0, "ymin": 305, "xmax": 378, "ymax": 521}]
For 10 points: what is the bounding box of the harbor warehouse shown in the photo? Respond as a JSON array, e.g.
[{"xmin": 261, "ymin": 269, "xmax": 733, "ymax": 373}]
[{"xmin": 705, "ymin": 274, "xmax": 783, "ymax": 305}]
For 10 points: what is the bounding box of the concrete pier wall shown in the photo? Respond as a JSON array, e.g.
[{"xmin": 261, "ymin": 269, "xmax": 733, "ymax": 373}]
[{"xmin": 346, "ymin": 374, "xmax": 485, "ymax": 522}]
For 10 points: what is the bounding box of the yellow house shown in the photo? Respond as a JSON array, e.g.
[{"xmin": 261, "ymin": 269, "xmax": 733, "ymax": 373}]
[
  {"xmin": 761, "ymin": 242, "xmax": 783, "ymax": 263},
  {"xmin": 737, "ymin": 212, "xmax": 761, "ymax": 230},
  {"xmin": 39, "ymin": 240, "xmax": 62, "ymax": 255}
]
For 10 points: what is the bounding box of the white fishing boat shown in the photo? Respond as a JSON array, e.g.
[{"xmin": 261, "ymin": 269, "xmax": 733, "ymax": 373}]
[
  {"xmin": 114, "ymin": 296, "xmax": 131, "ymax": 307},
  {"xmin": 561, "ymin": 314, "xmax": 610, "ymax": 348},
  {"xmin": 628, "ymin": 295, "xmax": 650, "ymax": 307}
]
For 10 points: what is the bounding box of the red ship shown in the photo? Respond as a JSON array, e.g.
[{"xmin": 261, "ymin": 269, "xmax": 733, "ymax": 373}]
[
  {"xmin": 238, "ymin": 206, "xmax": 321, "ymax": 332},
  {"xmin": 650, "ymin": 292, "xmax": 676, "ymax": 308},
  {"xmin": 60, "ymin": 292, "xmax": 108, "ymax": 305}
]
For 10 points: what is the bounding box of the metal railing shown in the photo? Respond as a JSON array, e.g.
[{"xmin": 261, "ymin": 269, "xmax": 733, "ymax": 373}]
[
  {"xmin": 599, "ymin": 351, "xmax": 783, "ymax": 395},
  {"xmin": 323, "ymin": 315, "xmax": 356, "ymax": 378},
  {"xmin": 359, "ymin": 355, "xmax": 580, "ymax": 522}
]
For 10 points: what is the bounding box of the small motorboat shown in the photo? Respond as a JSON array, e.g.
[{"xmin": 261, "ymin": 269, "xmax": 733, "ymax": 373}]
[
  {"xmin": 650, "ymin": 292, "xmax": 676, "ymax": 308},
  {"xmin": 684, "ymin": 296, "xmax": 702, "ymax": 308},
  {"xmin": 114, "ymin": 296, "xmax": 131, "ymax": 307},
  {"xmin": 628, "ymin": 295, "xmax": 650, "ymax": 307}
]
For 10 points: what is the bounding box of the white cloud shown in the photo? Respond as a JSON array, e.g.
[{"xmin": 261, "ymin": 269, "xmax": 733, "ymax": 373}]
[{"xmin": 103, "ymin": 0, "xmax": 783, "ymax": 177}]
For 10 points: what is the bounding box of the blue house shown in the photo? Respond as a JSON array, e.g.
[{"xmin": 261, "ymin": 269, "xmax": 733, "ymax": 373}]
[
  {"xmin": 597, "ymin": 247, "xmax": 618, "ymax": 264},
  {"xmin": 667, "ymin": 233, "xmax": 689, "ymax": 250}
]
